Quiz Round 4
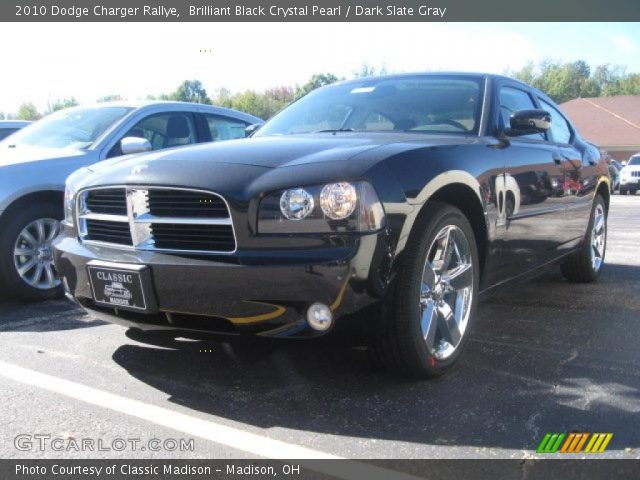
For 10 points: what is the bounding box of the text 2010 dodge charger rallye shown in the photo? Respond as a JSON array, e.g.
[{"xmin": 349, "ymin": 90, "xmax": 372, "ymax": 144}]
[{"xmin": 54, "ymin": 73, "xmax": 610, "ymax": 377}]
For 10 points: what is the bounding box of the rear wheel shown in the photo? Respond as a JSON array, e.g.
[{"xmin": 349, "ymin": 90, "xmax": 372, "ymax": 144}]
[
  {"xmin": 371, "ymin": 202, "xmax": 479, "ymax": 377},
  {"xmin": 0, "ymin": 203, "xmax": 63, "ymax": 301},
  {"xmin": 631, "ymin": 189, "xmax": 638, "ymax": 195},
  {"xmin": 560, "ymin": 194, "xmax": 606, "ymax": 283}
]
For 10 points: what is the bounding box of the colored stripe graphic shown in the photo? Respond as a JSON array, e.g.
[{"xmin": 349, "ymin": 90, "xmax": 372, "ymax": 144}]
[
  {"xmin": 537, "ymin": 433, "xmax": 566, "ymax": 453},
  {"xmin": 584, "ymin": 433, "xmax": 613, "ymax": 453},
  {"xmin": 538, "ymin": 433, "xmax": 613, "ymax": 454},
  {"xmin": 560, "ymin": 433, "xmax": 589, "ymax": 453}
]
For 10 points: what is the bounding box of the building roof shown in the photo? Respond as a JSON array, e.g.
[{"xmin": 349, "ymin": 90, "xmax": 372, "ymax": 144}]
[{"xmin": 560, "ymin": 96, "xmax": 640, "ymax": 148}]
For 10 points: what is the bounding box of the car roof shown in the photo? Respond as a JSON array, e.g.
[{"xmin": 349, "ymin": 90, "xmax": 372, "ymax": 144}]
[
  {"xmin": 0, "ymin": 120, "xmax": 32, "ymax": 128},
  {"xmin": 64, "ymin": 101, "xmax": 263, "ymax": 123},
  {"xmin": 327, "ymin": 71, "xmax": 555, "ymax": 105}
]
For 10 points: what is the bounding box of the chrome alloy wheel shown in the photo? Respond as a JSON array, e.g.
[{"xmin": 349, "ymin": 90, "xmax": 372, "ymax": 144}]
[
  {"xmin": 13, "ymin": 218, "xmax": 61, "ymax": 290},
  {"xmin": 590, "ymin": 203, "xmax": 606, "ymax": 272},
  {"xmin": 419, "ymin": 225, "xmax": 474, "ymax": 360}
]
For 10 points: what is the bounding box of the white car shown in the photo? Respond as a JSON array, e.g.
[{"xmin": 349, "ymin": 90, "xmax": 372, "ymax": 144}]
[
  {"xmin": 0, "ymin": 102, "xmax": 262, "ymax": 301},
  {"xmin": 620, "ymin": 155, "xmax": 640, "ymax": 195}
]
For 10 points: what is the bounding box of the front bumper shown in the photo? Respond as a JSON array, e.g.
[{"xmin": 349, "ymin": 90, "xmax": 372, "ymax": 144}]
[
  {"xmin": 53, "ymin": 228, "xmax": 391, "ymax": 338},
  {"xmin": 620, "ymin": 178, "xmax": 640, "ymax": 187}
]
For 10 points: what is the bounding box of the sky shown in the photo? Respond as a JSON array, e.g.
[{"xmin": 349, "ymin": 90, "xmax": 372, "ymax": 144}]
[{"xmin": 0, "ymin": 22, "xmax": 638, "ymax": 113}]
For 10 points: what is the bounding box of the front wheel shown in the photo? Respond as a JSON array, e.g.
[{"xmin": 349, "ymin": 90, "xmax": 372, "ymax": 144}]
[
  {"xmin": 0, "ymin": 203, "xmax": 63, "ymax": 301},
  {"xmin": 560, "ymin": 194, "xmax": 606, "ymax": 283},
  {"xmin": 371, "ymin": 202, "xmax": 479, "ymax": 377}
]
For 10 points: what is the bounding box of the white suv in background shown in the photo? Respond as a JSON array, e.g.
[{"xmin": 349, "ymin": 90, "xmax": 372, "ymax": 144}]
[{"xmin": 620, "ymin": 154, "xmax": 640, "ymax": 195}]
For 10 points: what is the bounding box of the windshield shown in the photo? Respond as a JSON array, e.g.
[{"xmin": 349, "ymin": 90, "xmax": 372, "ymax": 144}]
[
  {"xmin": 628, "ymin": 157, "xmax": 640, "ymax": 166},
  {"xmin": 256, "ymin": 76, "xmax": 483, "ymax": 137},
  {"xmin": 4, "ymin": 106, "xmax": 132, "ymax": 149}
]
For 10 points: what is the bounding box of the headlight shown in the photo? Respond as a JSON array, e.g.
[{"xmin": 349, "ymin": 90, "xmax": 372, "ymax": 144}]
[
  {"xmin": 259, "ymin": 181, "xmax": 385, "ymax": 234},
  {"xmin": 280, "ymin": 188, "xmax": 315, "ymax": 220},
  {"xmin": 320, "ymin": 182, "xmax": 357, "ymax": 220},
  {"xmin": 63, "ymin": 186, "xmax": 74, "ymax": 226},
  {"xmin": 63, "ymin": 168, "xmax": 90, "ymax": 227}
]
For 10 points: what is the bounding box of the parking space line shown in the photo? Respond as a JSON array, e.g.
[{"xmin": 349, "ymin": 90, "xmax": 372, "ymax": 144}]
[
  {"xmin": 0, "ymin": 360, "xmax": 424, "ymax": 480},
  {"xmin": 0, "ymin": 359, "xmax": 336, "ymax": 458}
]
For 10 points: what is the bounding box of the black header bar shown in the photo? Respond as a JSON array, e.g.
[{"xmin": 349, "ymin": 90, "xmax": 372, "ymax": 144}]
[{"xmin": 3, "ymin": 0, "xmax": 640, "ymax": 22}]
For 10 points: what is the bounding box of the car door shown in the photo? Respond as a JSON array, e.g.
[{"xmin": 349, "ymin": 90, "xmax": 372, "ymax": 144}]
[
  {"xmin": 497, "ymin": 82, "xmax": 567, "ymax": 270},
  {"xmin": 106, "ymin": 112, "xmax": 198, "ymax": 158},
  {"xmin": 537, "ymin": 97, "xmax": 594, "ymax": 246}
]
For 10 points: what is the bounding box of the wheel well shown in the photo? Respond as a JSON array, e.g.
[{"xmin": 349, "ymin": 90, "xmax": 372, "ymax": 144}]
[
  {"xmin": 0, "ymin": 191, "xmax": 64, "ymax": 224},
  {"xmin": 596, "ymin": 181, "xmax": 610, "ymax": 212},
  {"xmin": 425, "ymin": 183, "xmax": 488, "ymax": 274}
]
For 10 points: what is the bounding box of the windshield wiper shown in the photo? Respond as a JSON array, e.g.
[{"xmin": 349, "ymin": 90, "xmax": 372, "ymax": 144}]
[{"xmin": 311, "ymin": 128, "xmax": 355, "ymax": 133}]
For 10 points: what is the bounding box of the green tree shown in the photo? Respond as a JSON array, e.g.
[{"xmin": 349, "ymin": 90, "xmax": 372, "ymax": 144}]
[
  {"xmin": 16, "ymin": 102, "xmax": 41, "ymax": 121},
  {"xmin": 295, "ymin": 73, "xmax": 339, "ymax": 99},
  {"xmin": 47, "ymin": 97, "xmax": 79, "ymax": 114},
  {"xmin": 166, "ymin": 80, "xmax": 211, "ymax": 104},
  {"xmin": 617, "ymin": 74, "xmax": 640, "ymax": 95}
]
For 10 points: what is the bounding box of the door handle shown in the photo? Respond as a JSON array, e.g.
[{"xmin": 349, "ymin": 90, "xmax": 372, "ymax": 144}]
[{"xmin": 553, "ymin": 154, "xmax": 563, "ymax": 165}]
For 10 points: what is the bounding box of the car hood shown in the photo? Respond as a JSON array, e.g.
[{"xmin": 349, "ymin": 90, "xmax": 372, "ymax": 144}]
[
  {"xmin": 0, "ymin": 144, "xmax": 87, "ymax": 166},
  {"xmin": 77, "ymin": 133, "xmax": 480, "ymax": 197},
  {"xmin": 89, "ymin": 132, "xmax": 478, "ymax": 170}
]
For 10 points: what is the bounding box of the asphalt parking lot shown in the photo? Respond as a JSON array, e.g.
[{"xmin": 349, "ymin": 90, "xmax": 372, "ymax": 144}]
[{"xmin": 0, "ymin": 195, "xmax": 638, "ymax": 460}]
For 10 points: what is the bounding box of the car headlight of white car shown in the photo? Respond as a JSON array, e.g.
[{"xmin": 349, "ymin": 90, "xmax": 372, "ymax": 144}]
[{"xmin": 63, "ymin": 168, "xmax": 91, "ymax": 227}]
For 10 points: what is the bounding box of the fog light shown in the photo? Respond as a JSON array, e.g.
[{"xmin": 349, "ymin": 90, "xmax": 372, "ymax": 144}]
[{"xmin": 306, "ymin": 303, "xmax": 333, "ymax": 331}]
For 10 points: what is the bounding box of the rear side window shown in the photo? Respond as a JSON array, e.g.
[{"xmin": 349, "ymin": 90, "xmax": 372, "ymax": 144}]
[
  {"xmin": 539, "ymin": 99, "xmax": 573, "ymax": 145},
  {"xmin": 204, "ymin": 114, "xmax": 248, "ymax": 141},
  {"xmin": 499, "ymin": 87, "xmax": 545, "ymax": 140},
  {"xmin": 0, "ymin": 128, "xmax": 18, "ymax": 141}
]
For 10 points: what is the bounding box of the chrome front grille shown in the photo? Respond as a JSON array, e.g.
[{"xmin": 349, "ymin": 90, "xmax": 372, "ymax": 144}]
[
  {"xmin": 77, "ymin": 187, "xmax": 236, "ymax": 254},
  {"xmin": 632, "ymin": 171, "xmax": 640, "ymax": 178},
  {"xmin": 147, "ymin": 189, "xmax": 229, "ymax": 218},
  {"xmin": 85, "ymin": 188, "xmax": 128, "ymax": 215}
]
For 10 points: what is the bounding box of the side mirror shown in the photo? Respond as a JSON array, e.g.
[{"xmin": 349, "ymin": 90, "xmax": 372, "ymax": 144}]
[
  {"xmin": 120, "ymin": 136, "xmax": 152, "ymax": 155},
  {"xmin": 506, "ymin": 109, "xmax": 551, "ymax": 136},
  {"xmin": 245, "ymin": 123, "xmax": 263, "ymax": 138}
]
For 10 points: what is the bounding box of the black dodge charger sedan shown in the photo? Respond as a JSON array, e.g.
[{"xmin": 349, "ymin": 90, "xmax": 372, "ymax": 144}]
[{"xmin": 54, "ymin": 73, "xmax": 610, "ymax": 377}]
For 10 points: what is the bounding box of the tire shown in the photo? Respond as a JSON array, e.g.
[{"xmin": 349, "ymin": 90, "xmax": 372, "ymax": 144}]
[
  {"xmin": 620, "ymin": 187, "xmax": 627, "ymax": 195},
  {"xmin": 631, "ymin": 189, "xmax": 638, "ymax": 195},
  {"xmin": 0, "ymin": 202, "xmax": 63, "ymax": 301},
  {"xmin": 371, "ymin": 202, "xmax": 480, "ymax": 377},
  {"xmin": 560, "ymin": 194, "xmax": 606, "ymax": 283}
]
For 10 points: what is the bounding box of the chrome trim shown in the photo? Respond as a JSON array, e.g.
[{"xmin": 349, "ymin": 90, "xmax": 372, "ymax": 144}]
[
  {"xmin": 79, "ymin": 213, "xmax": 129, "ymax": 223},
  {"xmin": 478, "ymin": 75, "xmax": 491, "ymax": 136},
  {"xmin": 76, "ymin": 185, "xmax": 237, "ymax": 255},
  {"xmin": 133, "ymin": 214, "xmax": 233, "ymax": 226}
]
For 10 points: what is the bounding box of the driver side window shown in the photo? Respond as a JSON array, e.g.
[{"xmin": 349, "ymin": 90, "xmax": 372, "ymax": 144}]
[{"xmin": 108, "ymin": 112, "xmax": 197, "ymax": 157}]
